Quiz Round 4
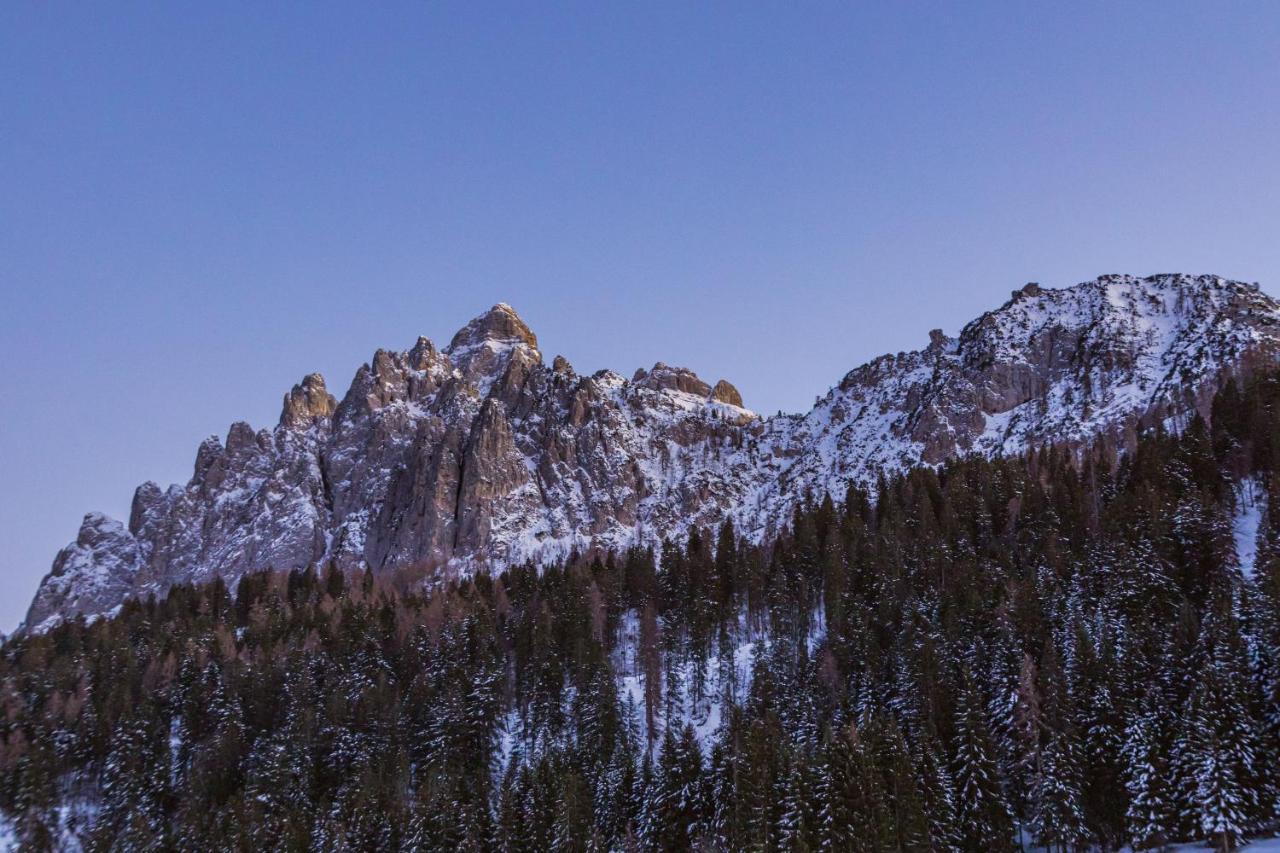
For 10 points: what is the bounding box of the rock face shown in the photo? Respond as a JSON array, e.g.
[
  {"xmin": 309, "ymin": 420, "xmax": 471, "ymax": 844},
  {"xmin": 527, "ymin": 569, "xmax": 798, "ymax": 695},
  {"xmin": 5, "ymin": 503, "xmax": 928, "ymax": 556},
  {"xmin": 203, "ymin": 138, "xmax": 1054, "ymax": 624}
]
[{"xmin": 24, "ymin": 275, "xmax": 1280, "ymax": 631}]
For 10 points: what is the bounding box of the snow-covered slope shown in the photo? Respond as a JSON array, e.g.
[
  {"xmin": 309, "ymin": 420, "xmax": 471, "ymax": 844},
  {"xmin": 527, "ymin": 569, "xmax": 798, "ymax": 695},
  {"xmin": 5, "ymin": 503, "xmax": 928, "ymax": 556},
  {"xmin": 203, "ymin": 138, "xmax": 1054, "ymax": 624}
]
[
  {"xmin": 24, "ymin": 275, "xmax": 1280, "ymax": 631},
  {"xmin": 739, "ymin": 274, "xmax": 1280, "ymax": 532}
]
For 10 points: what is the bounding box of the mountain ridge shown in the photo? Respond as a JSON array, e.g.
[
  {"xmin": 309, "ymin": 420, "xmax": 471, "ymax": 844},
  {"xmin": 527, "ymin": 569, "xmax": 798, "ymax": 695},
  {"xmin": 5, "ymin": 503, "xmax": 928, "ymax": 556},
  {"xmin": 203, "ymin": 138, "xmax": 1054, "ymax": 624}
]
[{"xmin": 24, "ymin": 273, "xmax": 1280, "ymax": 632}]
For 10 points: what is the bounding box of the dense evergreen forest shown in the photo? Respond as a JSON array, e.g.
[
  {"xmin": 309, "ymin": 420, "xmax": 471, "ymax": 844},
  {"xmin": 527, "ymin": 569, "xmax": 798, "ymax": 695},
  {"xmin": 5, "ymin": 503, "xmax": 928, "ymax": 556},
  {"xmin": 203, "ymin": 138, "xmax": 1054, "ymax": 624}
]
[{"xmin": 4, "ymin": 374, "xmax": 1280, "ymax": 852}]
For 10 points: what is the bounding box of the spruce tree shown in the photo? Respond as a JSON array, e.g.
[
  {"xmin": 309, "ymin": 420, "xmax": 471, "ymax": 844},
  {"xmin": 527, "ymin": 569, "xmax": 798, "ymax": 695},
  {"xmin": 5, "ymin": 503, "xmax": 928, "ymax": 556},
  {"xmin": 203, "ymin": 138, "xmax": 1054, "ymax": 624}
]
[{"xmin": 951, "ymin": 673, "xmax": 1014, "ymax": 851}]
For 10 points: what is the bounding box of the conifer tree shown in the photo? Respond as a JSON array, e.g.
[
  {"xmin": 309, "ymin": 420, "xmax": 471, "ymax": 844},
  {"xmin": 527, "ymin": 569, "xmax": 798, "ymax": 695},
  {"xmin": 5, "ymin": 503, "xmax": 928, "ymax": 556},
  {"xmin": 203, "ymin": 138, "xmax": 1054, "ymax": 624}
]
[
  {"xmin": 952, "ymin": 673, "xmax": 1014, "ymax": 851},
  {"xmin": 1123, "ymin": 690, "xmax": 1176, "ymax": 850}
]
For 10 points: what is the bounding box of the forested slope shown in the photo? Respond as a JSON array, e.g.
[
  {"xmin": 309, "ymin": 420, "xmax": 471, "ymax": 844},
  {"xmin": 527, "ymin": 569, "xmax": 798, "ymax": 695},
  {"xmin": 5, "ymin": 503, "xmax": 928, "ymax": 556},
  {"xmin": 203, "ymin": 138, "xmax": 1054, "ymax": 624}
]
[{"xmin": 4, "ymin": 374, "xmax": 1280, "ymax": 851}]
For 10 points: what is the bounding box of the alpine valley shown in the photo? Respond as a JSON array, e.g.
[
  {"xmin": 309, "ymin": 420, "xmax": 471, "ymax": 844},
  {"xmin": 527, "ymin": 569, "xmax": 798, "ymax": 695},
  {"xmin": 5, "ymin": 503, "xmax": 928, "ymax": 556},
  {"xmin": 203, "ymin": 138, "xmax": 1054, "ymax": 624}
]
[{"xmin": 5, "ymin": 274, "xmax": 1280, "ymax": 851}]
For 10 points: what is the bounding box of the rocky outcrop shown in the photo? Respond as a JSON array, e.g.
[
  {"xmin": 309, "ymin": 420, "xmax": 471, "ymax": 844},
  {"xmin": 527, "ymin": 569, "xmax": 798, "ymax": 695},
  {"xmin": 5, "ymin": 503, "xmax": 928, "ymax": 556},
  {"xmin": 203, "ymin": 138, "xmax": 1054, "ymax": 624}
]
[
  {"xmin": 711, "ymin": 380, "xmax": 744, "ymax": 407},
  {"xmin": 280, "ymin": 374, "xmax": 337, "ymax": 428},
  {"xmin": 635, "ymin": 363, "xmax": 712, "ymax": 397},
  {"xmin": 24, "ymin": 275, "xmax": 1280, "ymax": 631},
  {"xmin": 30, "ymin": 514, "xmax": 143, "ymax": 627}
]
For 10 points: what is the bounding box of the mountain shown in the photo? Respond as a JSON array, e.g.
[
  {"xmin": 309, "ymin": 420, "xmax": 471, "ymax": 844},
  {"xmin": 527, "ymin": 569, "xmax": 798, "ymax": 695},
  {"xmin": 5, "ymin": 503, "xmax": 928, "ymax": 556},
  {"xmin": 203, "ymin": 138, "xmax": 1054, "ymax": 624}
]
[
  {"xmin": 23, "ymin": 274, "xmax": 1280, "ymax": 631},
  {"xmin": 7, "ymin": 362, "xmax": 1280, "ymax": 850},
  {"xmin": 8, "ymin": 276, "xmax": 1280, "ymax": 852}
]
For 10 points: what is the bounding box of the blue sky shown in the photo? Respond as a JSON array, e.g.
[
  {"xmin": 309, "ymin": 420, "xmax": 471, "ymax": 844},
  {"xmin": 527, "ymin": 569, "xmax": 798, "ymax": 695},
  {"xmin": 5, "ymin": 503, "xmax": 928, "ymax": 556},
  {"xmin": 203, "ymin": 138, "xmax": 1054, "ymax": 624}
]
[{"xmin": 3, "ymin": 2, "xmax": 1280, "ymax": 629}]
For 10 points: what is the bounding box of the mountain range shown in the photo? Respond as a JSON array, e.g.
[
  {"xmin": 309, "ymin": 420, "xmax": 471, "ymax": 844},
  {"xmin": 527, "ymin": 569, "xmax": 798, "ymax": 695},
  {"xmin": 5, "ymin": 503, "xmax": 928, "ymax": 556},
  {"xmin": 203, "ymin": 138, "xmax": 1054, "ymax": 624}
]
[{"xmin": 24, "ymin": 273, "xmax": 1280, "ymax": 632}]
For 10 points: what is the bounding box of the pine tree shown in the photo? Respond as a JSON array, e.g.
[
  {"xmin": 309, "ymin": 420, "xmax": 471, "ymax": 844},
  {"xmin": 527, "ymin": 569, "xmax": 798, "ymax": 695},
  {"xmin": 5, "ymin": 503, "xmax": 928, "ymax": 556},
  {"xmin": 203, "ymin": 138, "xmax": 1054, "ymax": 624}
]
[
  {"xmin": 816, "ymin": 720, "xmax": 892, "ymax": 851},
  {"xmin": 96, "ymin": 711, "xmax": 170, "ymax": 849},
  {"xmin": 645, "ymin": 724, "xmax": 709, "ymax": 851},
  {"xmin": 777, "ymin": 755, "xmax": 819, "ymax": 851},
  {"xmin": 913, "ymin": 730, "xmax": 961, "ymax": 851},
  {"xmin": 1123, "ymin": 690, "xmax": 1175, "ymax": 850},
  {"xmin": 951, "ymin": 674, "xmax": 1014, "ymax": 851},
  {"xmin": 1030, "ymin": 728, "xmax": 1086, "ymax": 852},
  {"xmin": 1179, "ymin": 593, "xmax": 1266, "ymax": 851}
]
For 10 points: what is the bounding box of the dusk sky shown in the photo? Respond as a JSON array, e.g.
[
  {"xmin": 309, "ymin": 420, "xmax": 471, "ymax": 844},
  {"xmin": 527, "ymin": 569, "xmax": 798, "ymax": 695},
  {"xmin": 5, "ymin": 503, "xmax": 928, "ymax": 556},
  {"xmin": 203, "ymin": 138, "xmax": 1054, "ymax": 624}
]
[{"xmin": 4, "ymin": 2, "xmax": 1280, "ymax": 630}]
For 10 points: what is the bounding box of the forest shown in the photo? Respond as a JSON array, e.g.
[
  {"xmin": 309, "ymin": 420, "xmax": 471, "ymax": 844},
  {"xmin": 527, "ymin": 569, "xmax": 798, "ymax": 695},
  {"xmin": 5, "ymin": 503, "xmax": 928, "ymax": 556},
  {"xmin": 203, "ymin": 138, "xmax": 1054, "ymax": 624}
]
[{"xmin": 3, "ymin": 373, "xmax": 1280, "ymax": 851}]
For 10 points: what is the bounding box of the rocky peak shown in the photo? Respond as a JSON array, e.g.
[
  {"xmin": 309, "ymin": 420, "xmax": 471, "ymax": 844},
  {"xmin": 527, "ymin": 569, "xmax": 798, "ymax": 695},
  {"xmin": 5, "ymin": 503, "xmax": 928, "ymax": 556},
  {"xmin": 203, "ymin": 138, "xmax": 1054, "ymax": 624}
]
[
  {"xmin": 636, "ymin": 362, "xmax": 713, "ymax": 398},
  {"xmin": 1011, "ymin": 281, "xmax": 1042, "ymax": 301},
  {"xmin": 25, "ymin": 513, "xmax": 143, "ymax": 634},
  {"xmin": 279, "ymin": 373, "xmax": 336, "ymax": 428},
  {"xmin": 407, "ymin": 336, "xmax": 438, "ymax": 371},
  {"xmin": 446, "ymin": 303, "xmax": 538, "ymax": 357},
  {"xmin": 445, "ymin": 303, "xmax": 541, "ymax": 387},
  {"xmin": 927, "ymin": 329, "xmax": 950, "ymax": 351},
  {"xmin": 711, "ymin": 379, "xmax": 744, "ymax": 407}
]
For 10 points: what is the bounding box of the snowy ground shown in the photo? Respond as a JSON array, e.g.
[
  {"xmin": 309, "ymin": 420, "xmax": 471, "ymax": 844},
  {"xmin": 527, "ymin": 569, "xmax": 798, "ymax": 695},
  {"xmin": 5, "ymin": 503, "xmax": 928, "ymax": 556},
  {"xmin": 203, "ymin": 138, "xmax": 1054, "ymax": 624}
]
[
  {"xmin": 611, "ymin": 605, "xmax": 834, "ymax": 753},
  {"xmin": 1234, "ymin": 477, "xmax": 1266, "ymax": 579}
]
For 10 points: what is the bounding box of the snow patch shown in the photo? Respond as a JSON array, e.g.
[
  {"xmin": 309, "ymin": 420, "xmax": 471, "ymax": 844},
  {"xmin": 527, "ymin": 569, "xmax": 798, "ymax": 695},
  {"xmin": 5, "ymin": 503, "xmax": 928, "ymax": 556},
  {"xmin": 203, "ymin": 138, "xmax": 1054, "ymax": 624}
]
[{"xmin": 1234, "ymin": 477, "xmax": 1266, "ymax": 579}]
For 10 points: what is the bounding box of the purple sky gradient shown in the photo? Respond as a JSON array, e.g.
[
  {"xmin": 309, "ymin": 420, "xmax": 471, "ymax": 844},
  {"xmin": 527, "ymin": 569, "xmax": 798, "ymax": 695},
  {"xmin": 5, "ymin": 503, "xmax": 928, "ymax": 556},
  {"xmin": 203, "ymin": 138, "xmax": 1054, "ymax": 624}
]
[{"xmin": 3, "ymin": 2, "xmax": 1280, "ymax": 629}]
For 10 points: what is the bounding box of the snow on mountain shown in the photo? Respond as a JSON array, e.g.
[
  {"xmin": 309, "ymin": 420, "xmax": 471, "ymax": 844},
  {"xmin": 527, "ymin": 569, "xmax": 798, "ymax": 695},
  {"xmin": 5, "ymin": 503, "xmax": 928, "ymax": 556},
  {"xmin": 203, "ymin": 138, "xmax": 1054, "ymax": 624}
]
[
  {"xmin": 24, "ymin": 274, "xmax": 1280, "ymax": 631},
  {"xmin": 739, "ymin": 274, "xmax": 1280, "ymax": 532}
]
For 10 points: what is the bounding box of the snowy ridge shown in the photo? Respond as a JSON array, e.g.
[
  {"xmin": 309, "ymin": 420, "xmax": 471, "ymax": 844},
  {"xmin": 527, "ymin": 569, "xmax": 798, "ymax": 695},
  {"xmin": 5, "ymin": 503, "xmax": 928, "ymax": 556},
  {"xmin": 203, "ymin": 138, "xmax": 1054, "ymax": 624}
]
[{"xmin": 24, "ymin": 274, "xmax": 1280, "ymax": 631}]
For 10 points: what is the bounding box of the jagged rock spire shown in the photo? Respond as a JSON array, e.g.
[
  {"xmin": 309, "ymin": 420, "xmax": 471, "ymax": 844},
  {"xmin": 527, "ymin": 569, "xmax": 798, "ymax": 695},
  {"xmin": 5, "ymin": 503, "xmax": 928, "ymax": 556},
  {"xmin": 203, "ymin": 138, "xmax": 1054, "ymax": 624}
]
[{"xmin": 280, "ymin": 373, "xmax": 336, "ymax": 428}]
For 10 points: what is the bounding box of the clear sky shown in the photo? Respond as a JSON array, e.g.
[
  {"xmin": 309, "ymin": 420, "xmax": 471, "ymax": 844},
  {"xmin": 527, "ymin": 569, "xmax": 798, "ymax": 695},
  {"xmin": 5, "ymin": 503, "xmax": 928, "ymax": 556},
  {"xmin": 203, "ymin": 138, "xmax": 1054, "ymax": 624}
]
[{"xmin": 3, "ymin": 2, "xmax": 1280, "ymax": 631}]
